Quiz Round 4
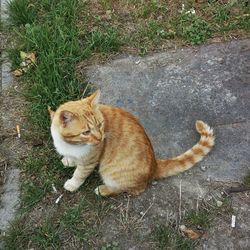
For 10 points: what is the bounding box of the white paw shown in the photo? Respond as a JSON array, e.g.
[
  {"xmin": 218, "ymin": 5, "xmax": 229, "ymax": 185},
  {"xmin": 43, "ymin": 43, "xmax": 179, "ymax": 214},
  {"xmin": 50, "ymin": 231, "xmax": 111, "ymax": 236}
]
[
  {"xmin": 94, "ymin": 187, "xmax": 100, "ymax": 196},
  {"xmin": 64, "ymin": 179, "xmax": 80, "ymax": 192},
  {"xmin": 61, "ymin": 157, "xmax": 75, "ymax": 167}
]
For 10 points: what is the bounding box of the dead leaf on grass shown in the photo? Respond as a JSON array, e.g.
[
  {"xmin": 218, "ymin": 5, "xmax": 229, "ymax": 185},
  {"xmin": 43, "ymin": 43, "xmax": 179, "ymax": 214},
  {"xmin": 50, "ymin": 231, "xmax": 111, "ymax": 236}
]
[
  {"xmin": 13, "ymin": 69, "xmax": 24, "ymax": 77},
  {"xmin": 180, "ymin": 225, "xmax": 202, "ymax": 239},
  {"xmin": 13, "ymin": 51, "xmax": 36, "ymax": 77}
]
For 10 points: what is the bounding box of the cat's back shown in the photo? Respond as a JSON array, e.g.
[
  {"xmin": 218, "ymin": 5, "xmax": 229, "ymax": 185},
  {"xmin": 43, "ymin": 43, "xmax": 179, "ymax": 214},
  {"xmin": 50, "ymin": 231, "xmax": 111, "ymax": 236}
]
[
  {"xmin": 99, "ymin": 104, "xmax": 144, "ymax": 133},
  {"xmin": 98, "ymin": 104, "xmax": 156, "ymax": 181},
  {"xmin": 98, "ymin": 104, "xmax": 154, "ymax": 153}
]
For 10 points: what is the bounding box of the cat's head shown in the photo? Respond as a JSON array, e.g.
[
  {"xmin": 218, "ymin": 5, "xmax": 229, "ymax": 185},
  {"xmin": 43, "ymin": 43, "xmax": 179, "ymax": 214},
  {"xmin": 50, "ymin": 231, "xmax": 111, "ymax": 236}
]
[{"xmin": 49, "ymin": 90, "xmax": 104, "ymax": 145}]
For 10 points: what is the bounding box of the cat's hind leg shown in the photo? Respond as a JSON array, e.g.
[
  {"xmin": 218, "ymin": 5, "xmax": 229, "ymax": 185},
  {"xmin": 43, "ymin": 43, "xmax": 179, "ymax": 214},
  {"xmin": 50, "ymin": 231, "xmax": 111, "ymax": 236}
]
[
  {"xmin": 94, "ymin": 184, "xmax": 146, "ymax": 197},
  {"xmin": 94, "ymin": 185, "xmax": 122, "ymax": 196},
  {"xmin": 94, "ymin": 172, "xmax": 147, "ymax": 196}
]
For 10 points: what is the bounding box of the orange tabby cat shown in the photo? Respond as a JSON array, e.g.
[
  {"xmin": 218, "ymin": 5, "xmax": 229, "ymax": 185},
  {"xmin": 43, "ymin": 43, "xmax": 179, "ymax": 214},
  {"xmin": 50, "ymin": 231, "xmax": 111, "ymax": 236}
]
[{"xmin": 49, "ymin": 90, "xmax": 215, "ymax": 196}]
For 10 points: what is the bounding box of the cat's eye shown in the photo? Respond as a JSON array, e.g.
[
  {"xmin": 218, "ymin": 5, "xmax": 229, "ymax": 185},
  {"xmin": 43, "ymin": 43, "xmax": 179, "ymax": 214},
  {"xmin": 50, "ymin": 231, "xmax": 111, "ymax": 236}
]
[{"xmin": 81, "ymin": 130, "xmax": 91, "ymax": 136}]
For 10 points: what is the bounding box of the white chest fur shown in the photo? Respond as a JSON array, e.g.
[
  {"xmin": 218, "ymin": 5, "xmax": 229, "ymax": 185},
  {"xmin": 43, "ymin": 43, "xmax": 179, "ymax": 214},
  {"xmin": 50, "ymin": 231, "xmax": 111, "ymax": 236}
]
[{"xmin": 51, "ymin": 125, "xmax": 91, "ymax": 159}]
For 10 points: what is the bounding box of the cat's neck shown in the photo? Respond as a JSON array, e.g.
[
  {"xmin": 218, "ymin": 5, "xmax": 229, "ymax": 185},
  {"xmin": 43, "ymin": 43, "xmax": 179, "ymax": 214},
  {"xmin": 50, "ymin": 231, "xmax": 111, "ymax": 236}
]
[{"xmin": 51, "ymin": 125, "xmax": 92, "ymax": 159}]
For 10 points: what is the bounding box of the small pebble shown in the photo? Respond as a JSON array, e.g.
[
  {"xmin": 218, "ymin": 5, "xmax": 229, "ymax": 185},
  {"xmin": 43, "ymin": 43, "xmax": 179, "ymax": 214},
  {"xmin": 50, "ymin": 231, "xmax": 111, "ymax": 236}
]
[
  {"xmin": 179, "ymin": 225, "xmax": 187, "ymax": 231},
  {"xmin": 216, "ymin": 200, "xmax": 223, "ymax": 207},
  {"xmin": 200, "ymin": 165, "xmax": 207, "ymax": 171},
  {"xmin": 207, "ymin": 195, "xmax": 212, "ymax": 201}
]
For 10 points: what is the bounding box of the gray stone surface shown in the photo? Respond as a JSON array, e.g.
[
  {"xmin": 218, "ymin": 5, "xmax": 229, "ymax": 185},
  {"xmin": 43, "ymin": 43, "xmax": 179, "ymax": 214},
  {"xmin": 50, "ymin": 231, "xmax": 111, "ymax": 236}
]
[
  {"xmin": 0, "ymin": 169, "xmax": 20, "ymax": 230},
  {"xmin": 87, "ymin": 39, "xmax": 250, "ymax": 183},
  {"xmin": 1, "ymin": 52, "xmax": 13, "ymax": 91},
  {"xmin": 1, "ymin": 0, "xmax": 10, "ymax": 21},
  {"xmin": 0, "ymin": 0, "xmax": 21, "ymax": 241}
]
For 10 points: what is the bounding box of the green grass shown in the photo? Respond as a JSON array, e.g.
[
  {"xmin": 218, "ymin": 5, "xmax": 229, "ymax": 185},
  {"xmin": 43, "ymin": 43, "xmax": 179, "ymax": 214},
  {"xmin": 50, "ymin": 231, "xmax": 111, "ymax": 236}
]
[
  {"xmin": 172, "ymin": 13, "xmax": 211, "ymax": 45},
  {"xmin": 7, "ymin": 0, "xmax": 121, "ymax": 131},
  {"xmin": 8, "ymin": 0, "xmax": 36, "ymax": 26},
  {"xmin": 88, "ymin": 27, "xmax": 122, "ymax": 53},
  {"xmin": 1, "ymin": 143, "xmax": 109, "ymax": 249},
  {"xmin": 8, "ymin": 0, "xmax": 87, "ymax": 130},
  {"xmin": 153, "ymin": 224, "xmax": 197, "ymax": 250},
  {"xmin": 185, "ymin": 209, "xmax": 211, "ymax": 230},
  {"xmin": 210, "ymin": 1, "xmax": 250, "ymax": 32},
  {"xmin": 214, "ymin": 4, "xmax": 231, "ymax": 24},
  {"xmin": 4, "ymin": 215, "xmax": 61, "ymax": 250},
  {"xmin": 2, "ymin": 216, "xmax": 30, "ymax": 250},
  {"xmin": 19, "ymin": 146, "xmax": 68, "ymax": 210},
  {"xmin": 60, "ymin": 201, "xmax": 96, "ymax": 241},
  {"xmin": 3, "ymin": 155, "xmax": 110, "ymax": 249},
  {"xmin": 30, "ymin": 219, "xmax": 61, "ymax": 249},
  {"xmin": 101, "ymin": 241, "xmax": 121, "ymax": 250},
  {"xmin": 139, "ymin": 21, "xmax": 175, "ymax": 43},
  {"xmin": 136, "ymin": 0, "xmax": 168, "ymax": 18}
]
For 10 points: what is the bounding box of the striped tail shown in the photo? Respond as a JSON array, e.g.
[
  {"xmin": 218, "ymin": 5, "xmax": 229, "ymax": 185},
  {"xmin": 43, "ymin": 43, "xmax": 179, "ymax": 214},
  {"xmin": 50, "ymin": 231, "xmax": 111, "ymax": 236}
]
[{"xmin": 153, "ymin": 120, "xmax": 215, "ymax": 179}]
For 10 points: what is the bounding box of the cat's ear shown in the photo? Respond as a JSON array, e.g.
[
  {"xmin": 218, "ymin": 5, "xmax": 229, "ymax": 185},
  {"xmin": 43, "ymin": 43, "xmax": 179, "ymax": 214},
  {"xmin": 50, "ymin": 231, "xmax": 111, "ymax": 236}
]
[
  {"xmin": 48, "ymin": 106, "xmax": 55, "ymax": 120},
  {"xmin": 86, "ymin": 90, "xmax": 100, "ymax": 106},
  {"xmin": 59, "ymin": 111, "xmax": 74, "ymax": 126}
]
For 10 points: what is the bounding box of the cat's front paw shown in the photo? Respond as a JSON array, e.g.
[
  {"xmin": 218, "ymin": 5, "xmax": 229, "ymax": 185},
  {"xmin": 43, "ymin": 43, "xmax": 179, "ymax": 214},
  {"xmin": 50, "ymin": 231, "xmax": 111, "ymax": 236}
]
[
  {"xmin": 61, "ymin": 157, "xmax": 75, "ymax": 167},
  {"xmin": 64, "ymin": 179, "xmax": 81, "ymax": 192}
]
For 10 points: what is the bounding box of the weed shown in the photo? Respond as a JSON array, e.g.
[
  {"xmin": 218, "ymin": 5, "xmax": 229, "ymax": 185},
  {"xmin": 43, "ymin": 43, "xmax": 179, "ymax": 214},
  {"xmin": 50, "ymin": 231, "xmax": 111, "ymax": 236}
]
[
  {"xmin": 2, "ymin": 216, "xmax": 29, "ymax": 250},
  {"xmin": 8, "ymin": 0, "xmax": 36, "ymax": 26},
  {"xmin": 3, "ymin": 215, "xmax": 61, "ymax": 250},
  {"xmin": 7, "ymin": 48, "xmax": 23, "ymax": 69},
  {"xmin": 214, "ymin": 4, "xmax": 231, "ymax": 23},
  {"xmin": 219, "ymin": 197, "xmax": 234, "ymax": 215},
  {"xmin": 21, "ymin": 179, "xmax": 48, "ymax": 209},
  {"xmin": 153, "ymin": 224, "xmax": 196, "ymax": 250},
  {"xmin": 101, "ymin": 241, "xmax": 120, "ymax": 250},
  {"xmin": 137, "ymin": 0, "xmax": 168, "ymax": 18},
  {"xmin": 60, "ymin": 201, "xmax": 95, "ymax": 241},
  {"xmin": 30, "ymin": 219, "xmax": 61, "ymax": 249},
  {"xmin": 88, "ymin": 27, "xmax": 122, "ymax": 53},
  {"xmin": 237, "ymin": 4, "xmax": 250, "ymax": 31},
  {"xmin": 18, "ymin": 146, "xmax": 70, "ymax": 210},
  {"xmin": 185, "ymin": 209, "xmax": 211, "ymax": 230},
  {"xmin": 99, "ymin": 0, "xmax": 113, "ymax": 11},
  {"xmin": 172, "ymin": 13, "xmax": 211, "ymax": 45},
  {"xmin": 139, "ymin": 21, "xmax": 175, "ymax": 43}
]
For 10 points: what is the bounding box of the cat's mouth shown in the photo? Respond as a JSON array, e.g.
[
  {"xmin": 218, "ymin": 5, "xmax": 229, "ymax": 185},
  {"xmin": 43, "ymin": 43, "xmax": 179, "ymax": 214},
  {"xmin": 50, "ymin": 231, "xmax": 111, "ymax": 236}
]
[
  {"xmin": 64, "ymin": 139, "xmax": 103, "ymax": 146},
  {"xmin": 64, "ymin": 139, "xmax": 86, "ymax": 145}
]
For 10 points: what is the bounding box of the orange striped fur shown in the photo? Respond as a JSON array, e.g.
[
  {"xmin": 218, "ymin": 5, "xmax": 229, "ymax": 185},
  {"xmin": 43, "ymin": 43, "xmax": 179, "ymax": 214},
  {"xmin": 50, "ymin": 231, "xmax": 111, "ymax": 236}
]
[{"xmin": 49, "ymin": 90, "xmax": 215, "ymax": 196}]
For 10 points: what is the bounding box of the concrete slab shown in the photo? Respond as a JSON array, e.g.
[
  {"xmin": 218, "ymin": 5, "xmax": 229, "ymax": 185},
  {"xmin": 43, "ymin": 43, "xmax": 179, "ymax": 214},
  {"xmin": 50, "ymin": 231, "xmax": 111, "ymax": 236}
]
[{"xmin": 87, "ymin": 39, "xmax": 250, "ymax": 183}]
